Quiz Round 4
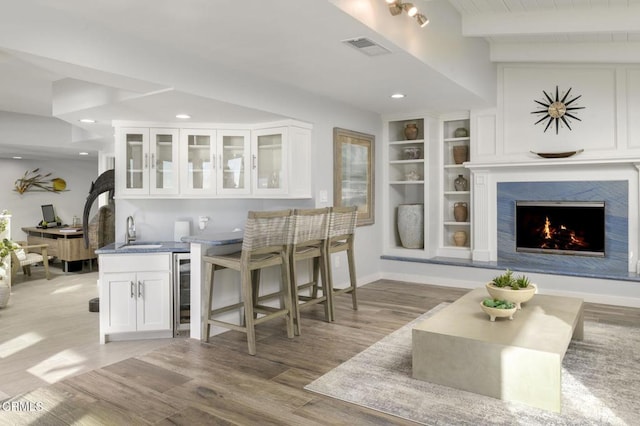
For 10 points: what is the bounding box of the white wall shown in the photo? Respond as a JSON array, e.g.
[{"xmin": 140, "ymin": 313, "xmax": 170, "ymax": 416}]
[{"xmin": 0, "ymin": 158, "xmax": 98, "ymax": 238}]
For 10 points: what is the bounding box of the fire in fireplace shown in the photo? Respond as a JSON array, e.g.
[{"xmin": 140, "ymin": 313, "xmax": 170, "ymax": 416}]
[{"xmin": 515, "ymin": 201, "xmax": 605, "ymax": 257}]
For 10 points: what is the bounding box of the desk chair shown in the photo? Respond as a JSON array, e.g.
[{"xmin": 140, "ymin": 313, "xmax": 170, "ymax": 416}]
[
  {"xmin": 326, "ymin": 206, "xmax": 358, "ymax": 320},
  {"xmin": 289, "ymin": 207, "xmax": 331, "ymax": 335},
  {"xmin": 201, "ymin": 210, "xmax": 295, "ymax": 355}
]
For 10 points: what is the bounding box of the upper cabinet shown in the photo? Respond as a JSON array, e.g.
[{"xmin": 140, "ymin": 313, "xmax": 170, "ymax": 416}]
[
  {"xmin": 252, "ymin": 127, "xmax": 287, "ymax": 195},
  {"xmin": 116, "ymin": 127, "xmax": 179, "ymax": 197},
  {"xmin": 179, "ymin": 129, "xmax": 217, "ymax": 195},
  {"xmin": 114, "ymin": 121, "xmax": 311, "ymax": 199}
]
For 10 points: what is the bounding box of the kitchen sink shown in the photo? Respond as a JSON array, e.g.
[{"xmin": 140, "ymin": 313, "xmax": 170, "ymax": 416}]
[{"xmin": 119, "ymin": 244, "xmax": 163, "ymax": 249}]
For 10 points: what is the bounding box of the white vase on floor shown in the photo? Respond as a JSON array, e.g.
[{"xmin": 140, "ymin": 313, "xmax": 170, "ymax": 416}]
[{"xmin": 397, "ymin": 204, "xmax": 424, "ymax": 249}]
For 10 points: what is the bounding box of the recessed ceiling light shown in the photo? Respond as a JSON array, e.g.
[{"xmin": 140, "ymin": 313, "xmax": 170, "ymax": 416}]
[
  {"xmin": 79, "ymin": 152, "xmax": 89, "ymax": 156},
  {"xmin": 79, "ymin": 119, "xmax": 96, "ymax": 123},
  {"xmin": 176, "ymin": 114, "xmax": 191, "ymax": 119},
  {"xmin": 391, "ymin": 93, "xmax": 405, "ymax": 99},
  {"xmin": 12, "ymin": 156, "xmax": 22, "ymax": 160}
]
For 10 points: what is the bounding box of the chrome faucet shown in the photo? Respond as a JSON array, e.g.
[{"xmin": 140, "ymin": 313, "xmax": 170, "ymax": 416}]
[{"xmin": 125, "ymin": 216, "xmax": 136, "ymax": 244}]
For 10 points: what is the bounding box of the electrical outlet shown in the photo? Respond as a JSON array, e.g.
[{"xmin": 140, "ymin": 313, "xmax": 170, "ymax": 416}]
[
  {"xmin": 319, "ymin": 189, "xmax": 328, "ymax": 203},
  {"xmin": 334, "ymin": 255, "xmax": 341, "ymax": 268}
]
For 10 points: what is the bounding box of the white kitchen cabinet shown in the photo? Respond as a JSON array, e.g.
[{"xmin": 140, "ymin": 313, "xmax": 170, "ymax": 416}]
[
  {"xmin": 179, "ymin": 129, "xmax": 217, "ymax": 195},
  {"xmin": 116, "ymin": 127, "xmax": 179, "ymax": 196},
  {"xmin": 218, "ymin": 130, "xmax": 251, "ymax": 195},
  {"xmin": 114, "ymin": 120, "xmax": 311, "ymax": 199},
  {"xmin": 99, "ymin": 253, "xmax": 172, "ymax": 343},
  {"xmin": 252, "ymin": 127, "xmax": 287, "ymax": 195}
]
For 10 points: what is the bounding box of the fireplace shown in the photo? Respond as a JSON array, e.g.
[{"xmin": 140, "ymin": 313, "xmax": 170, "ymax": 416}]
[
  {"xmin": 496, "ymin": 180, "xmax": 628, "ymax": 274},
  {"xmin": 515, "ymin": 201, "xmax": 605, "ymax": 257}
]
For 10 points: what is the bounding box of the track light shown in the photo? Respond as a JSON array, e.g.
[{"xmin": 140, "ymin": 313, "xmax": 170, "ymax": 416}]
[
  {"xmin": 402, "ymin": 3, "xmax": 417, "ymax": 17},
  {"xmin": 385, "ymin": 1, "xmax": 428, "ymax": 27},
  {"xmin": 415, "ymin": 13, "xmax": 429, "ymax": 27}
]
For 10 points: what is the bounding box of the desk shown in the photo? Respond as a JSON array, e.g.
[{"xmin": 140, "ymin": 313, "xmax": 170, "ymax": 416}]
[
  {"xmin": 412, "ymin": 288, "xmax": 584, "ymax": 412},
  {"xmin": 22, "ymin": 227, "xmax": 97, "ymax": 272}
]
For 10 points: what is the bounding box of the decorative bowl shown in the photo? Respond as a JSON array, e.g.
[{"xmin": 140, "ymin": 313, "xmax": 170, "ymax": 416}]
[
  {"xmin": 485, "ymin": 283, "xmax": 537, "ymax": 309},
  {"xmin": 480, "ymin": 301, "xmax": 517, "ymax": 322}
]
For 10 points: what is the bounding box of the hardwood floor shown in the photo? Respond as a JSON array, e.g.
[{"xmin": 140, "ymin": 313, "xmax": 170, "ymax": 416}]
[
  {"xmin": 2, "ymin": 277, "xmax": 639, "ymax": 425},
  {"xmin": 0, "ymin": 264, "xmax": 176, "ymax": 400}
]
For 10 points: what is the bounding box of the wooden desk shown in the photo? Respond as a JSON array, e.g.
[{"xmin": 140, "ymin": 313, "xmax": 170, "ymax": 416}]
[{"xmin": 22, "ymin": 227, "xmax": 96, "ymax": 272}]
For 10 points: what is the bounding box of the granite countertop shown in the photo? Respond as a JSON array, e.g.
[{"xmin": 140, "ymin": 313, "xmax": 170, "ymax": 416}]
[
  {"xmin": 181, "ymin": 231, "xmax": 243, "ymax": 246},
  {"xmin": 95, "ymin": 241, "xmax": 191, "ymax": 254}
]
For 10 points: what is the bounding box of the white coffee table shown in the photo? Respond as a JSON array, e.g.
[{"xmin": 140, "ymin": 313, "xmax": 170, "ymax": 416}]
[{"xmin": 412, "ymin": 287, "xmax": 583, "ymax": 412}]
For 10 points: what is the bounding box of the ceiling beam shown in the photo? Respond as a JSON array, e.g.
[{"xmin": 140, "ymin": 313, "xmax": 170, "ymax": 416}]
[
  {"xmin": 491, "ymin": 41, "xmax": 640, "ymax": 64},
  {"xmin": 462, "ymin": 6, "xmax": 640, "ymax": 37}
]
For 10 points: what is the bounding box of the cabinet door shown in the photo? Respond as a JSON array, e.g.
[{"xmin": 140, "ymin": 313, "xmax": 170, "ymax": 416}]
[
  {"xmin": 217, "ymin": 130, "xmax": 251, "ymax": 195},
  {"xmin": 136, "ymin": 271, "xmax": 172, "ymax": 332},
  {"xmin": 252, "ymin": 127, "xmax": 288, "ymax": 195},
  {"xmin": 117, "ymin": 128, "xmax": 150, "ymax": 196},
  {"xmin": 100, "ymin": 272, "xmax": 137, "ymax": 333},
  {"xmin": 180, "ymin": 129, "xmax": 217, "ymax": 195},
  {"xmin": 150, "ymin": 128, "xmax": 179, "ymax": 195}
]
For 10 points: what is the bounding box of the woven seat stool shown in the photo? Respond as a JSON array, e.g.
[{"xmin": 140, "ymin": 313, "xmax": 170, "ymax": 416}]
[
  {"xmin": 289, "ymin": 207, "xmax": 331, "ymax": 335},
  {"xmin": 201, "ymin": 209, "xmax": 295, "ymax": 355},
  {"xmin": 326, "ymin": 206, "xmax": 358, "ymax": 320}
]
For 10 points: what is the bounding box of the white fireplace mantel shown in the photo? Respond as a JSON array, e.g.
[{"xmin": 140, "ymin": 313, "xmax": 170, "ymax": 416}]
[
  {"xmin": 465, "ymin": 157, "xmax": 640, "ymax": 171},
  {"xmin": 466, "ymin": 157, "xmax": 640, "ymax": 273}
]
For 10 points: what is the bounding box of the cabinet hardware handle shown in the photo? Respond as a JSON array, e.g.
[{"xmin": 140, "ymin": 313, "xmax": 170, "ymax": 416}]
[
  {"xmin": 219, "ymin": 154, "xmax": 222, "ymax": 170},
  {"xmin": 252, "ymin": 155, "xmax": 257, "ymax": 170},
  {"xmin": 138, "ymin": 281, "xmax": 143, "ymax": 298},
  {"xmin": 144, "ymin": 153, "xmax": 148, "ymax": 169},
  {"xmin": 130, "ymin": 281, "xmax": 135, "ymax": 298},
  {"xmin": 151, "ymin": 153, "xmax": 155, "ymax": 169}
]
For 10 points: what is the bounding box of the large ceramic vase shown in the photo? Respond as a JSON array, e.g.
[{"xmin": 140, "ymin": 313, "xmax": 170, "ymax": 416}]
[
  {"xmin": 453, "ymin": 202, "xmax": 468, "ymax": 222},
  {"xmin": 485, "ymin": 282, "xmax": 537, "ymax": 309},
  {"xmin": 397, "ymin": 204, "xmax": 424, "ymax": 249}
]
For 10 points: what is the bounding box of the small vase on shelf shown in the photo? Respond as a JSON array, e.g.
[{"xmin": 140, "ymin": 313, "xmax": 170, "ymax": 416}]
[
  {"xmin": 404, "ymin": 123, "xmax": 418, "ymax": 140},
  {"xmin": 453, "ymin": 202, "xmax": 468, "ymax": 222},
  {"xmin": 453, "ymin": 231, "xmax": 467, "ymax": 247},
  {"xmin": 454, "ymin": 128, "xmax": 468, "ymax": 138},
  {"xmin": 454, "ymin": 174, "xmax": 468, "ymax": 191},
  {"xmin": 452, "ymin": 146, "xmax": 468, "ymax": 164}
]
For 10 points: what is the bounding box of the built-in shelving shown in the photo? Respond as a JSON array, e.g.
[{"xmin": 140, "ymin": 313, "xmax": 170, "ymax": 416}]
[{"xmin": 439, "ymin": 114, "xmax": 471, "ymax": 259}]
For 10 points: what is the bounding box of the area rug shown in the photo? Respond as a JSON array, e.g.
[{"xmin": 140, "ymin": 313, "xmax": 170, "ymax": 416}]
[{"xmin": 305, "ymin": 304, "xmax": 640, "ymax": 425}]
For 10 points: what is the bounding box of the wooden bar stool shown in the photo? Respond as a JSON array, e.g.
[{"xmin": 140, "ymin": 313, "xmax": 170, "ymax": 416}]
[
  {"xmin": 289, "ymin": 207, "xmax": 331, "ymax": 335},
  {"xmin": 326, "ymin": 206, "xmax": 358, "ymax": 321},
  {"xmin": 201, "ymin": 209, "xmax": 295, "ymax": 355}
]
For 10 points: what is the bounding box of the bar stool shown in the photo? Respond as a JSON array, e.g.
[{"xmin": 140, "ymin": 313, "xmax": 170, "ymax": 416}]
[
  {"xmin": 326, "ymin": 206, "xmax": 358, "ymax": 320},
  {"xmin": 289, "ymin": 207, "xmax": 331, "ymax": 335},
  {"xmin": 201, "ymin": 209, "xmax": 295, "ymax": 355}
]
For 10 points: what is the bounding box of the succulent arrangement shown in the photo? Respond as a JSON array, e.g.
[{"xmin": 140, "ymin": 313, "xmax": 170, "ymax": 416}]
[
  {"xmin": 490, "ymin": 269, "xmax": 532, "ymax": 290},
  {"xmin": 482, "ymin": 298, "xmax": 515, "ymax": 310}
]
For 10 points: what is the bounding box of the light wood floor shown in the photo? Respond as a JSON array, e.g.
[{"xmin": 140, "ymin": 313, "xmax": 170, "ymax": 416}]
[
  {"xmin": 0, "ymin": 263, "xmax": 177, "ymax": 400},
  {"xmin": 2, "ymin": 273, "xmax": 639, "ymax": 425}
]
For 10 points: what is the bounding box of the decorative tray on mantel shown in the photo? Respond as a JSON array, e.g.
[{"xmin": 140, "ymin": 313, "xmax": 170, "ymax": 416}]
[{"xmin": 530, "ymin": 149, "xmax": 584, "ymax": 159}]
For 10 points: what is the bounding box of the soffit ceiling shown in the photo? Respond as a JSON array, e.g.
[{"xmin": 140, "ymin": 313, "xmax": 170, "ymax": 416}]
[{"xmin": 0, "ymin": 0, "xmax": 639, "ymax": 161}]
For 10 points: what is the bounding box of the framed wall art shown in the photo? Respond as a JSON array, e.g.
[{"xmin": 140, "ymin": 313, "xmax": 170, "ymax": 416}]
[{"xmin": 333, "ymin": 127, "xmax": 375, "ymax": 226}]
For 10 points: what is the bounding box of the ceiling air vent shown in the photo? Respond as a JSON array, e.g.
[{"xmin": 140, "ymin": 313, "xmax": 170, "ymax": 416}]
[{"xmin": 342, "ymin": 37, "xmax": 391, "ymax": 57}]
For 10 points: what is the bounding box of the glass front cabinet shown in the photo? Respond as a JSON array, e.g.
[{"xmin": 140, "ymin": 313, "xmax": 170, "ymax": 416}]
[
  {"xmin": 179, "ymin": 129, "xmax": 216, "ymax": 195},
  {"xmin": 252, "ymin": 127, "xmax": 287, "ymax": 196},
  {"xmin": 114, "ymin": 121, "xmax": 311, "ymax": 199},
  {"xmin": 117, "ymin": 127, "xmax": 179, "ymax": 197}
]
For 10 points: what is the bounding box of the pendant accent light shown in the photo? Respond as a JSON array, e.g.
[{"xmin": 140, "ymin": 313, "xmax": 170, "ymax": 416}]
[{"xmin": 385, "ymin": 0, "xmax": 429, "ymax": 27}]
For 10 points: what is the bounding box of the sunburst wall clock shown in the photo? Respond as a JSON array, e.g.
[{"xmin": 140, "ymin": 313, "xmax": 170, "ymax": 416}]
[{"xmin": 531, "ymin": 86, "xmax": 585, "ymax": 134}]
